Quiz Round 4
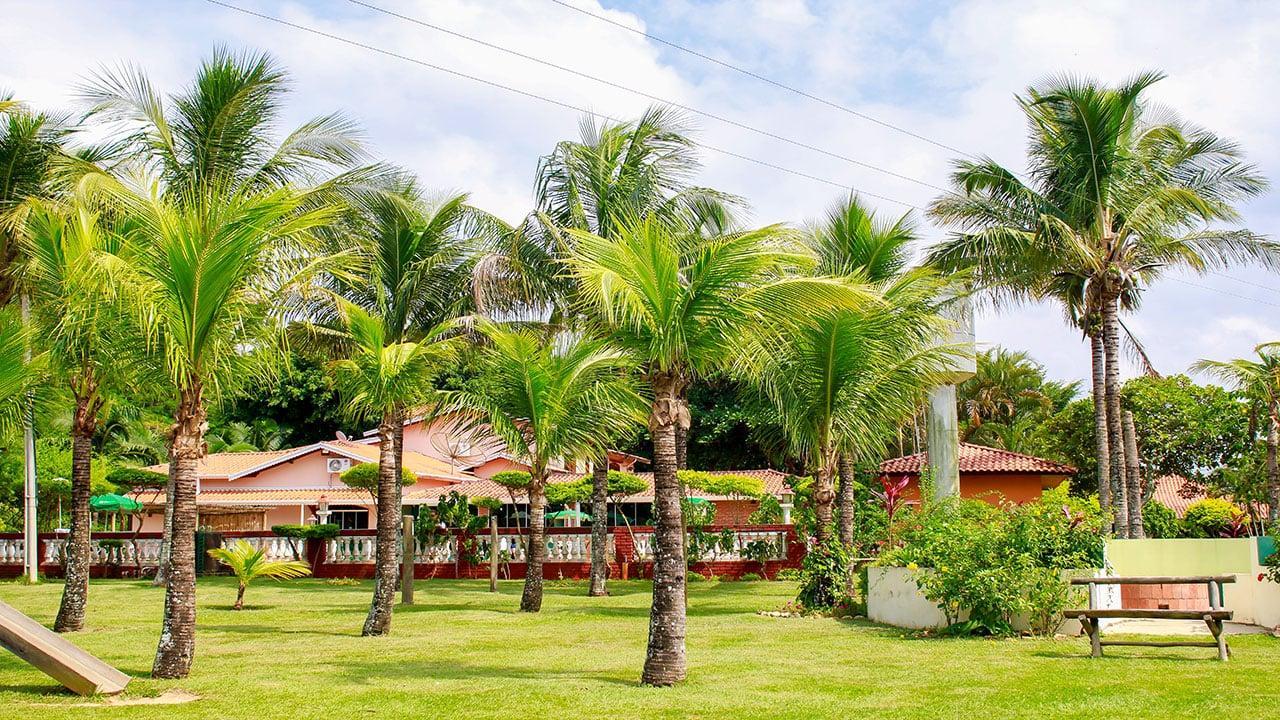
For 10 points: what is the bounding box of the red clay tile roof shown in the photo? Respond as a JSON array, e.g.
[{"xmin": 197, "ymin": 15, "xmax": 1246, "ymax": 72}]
[
  {"xmin": 880, "ymin": 443, "xmax": 1076, "ymax": 476},
  {"xmin": 144, "ymin": 442, "xmax": 473, "ymax": 483},
  {"xmin": 1149, "ymin": 475, "xmax": 1269, "ymax": 518}
]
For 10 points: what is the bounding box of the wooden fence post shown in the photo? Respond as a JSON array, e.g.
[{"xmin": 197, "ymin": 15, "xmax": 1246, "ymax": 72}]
[
  {"xmin": 401, "ymin": 514, "xmax": 414, "ymax": 605},
  {"xmin": 489, "ymin": 516, "xmax": 498, "ymax": 592}
]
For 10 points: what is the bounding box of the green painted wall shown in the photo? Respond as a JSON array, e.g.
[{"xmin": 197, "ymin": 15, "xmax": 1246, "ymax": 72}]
[{"xmin": 1106, "ymin": 538, "xmax": 1255, "ymax": 575}]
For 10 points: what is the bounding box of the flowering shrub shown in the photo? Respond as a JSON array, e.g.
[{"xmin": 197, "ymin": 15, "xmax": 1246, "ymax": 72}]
[
  {"xmin": 1181, "ymin": 498, "xmax": 1241, "ymax": 538},
  {"xmin": 796, "ymin": 537, "xmax": 850, "ymax": 610},
  {"xmin": 879, "ymin": 484, "xmax": 1104, "ymax": 636}
]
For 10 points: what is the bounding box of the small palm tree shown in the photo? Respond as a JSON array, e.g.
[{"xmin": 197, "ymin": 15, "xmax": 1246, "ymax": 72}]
[
  {"xmin": 328, "ymin": 299, "xmax": 457, "ymax": 636},
  {"xmin": 566, "ymin": 216, "xmax": 871, "ymax": 685},
  {"xmin": 207, "ymin": 540, "xmax": 311, "ymax": 610},
  {"xmin": 443, "ymin": 322, "xmax": 644, "ymax": 612},
  {"xmin": 1192, "ymin": 344, "xmax": 1280, "ymax": 522}
]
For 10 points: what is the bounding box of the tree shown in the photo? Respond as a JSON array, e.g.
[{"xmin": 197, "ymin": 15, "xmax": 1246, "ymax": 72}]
[
  {"xmin": 747, "ymin": 268, "xmax": 956, "ymax": 544},
  {"xmin": 566, "ymin": 215, "xmax": 870, "ymax": 685},
  {"xmin": 1192, "ymin": 344, "xmax": 1280, "ymax": 522},
  {"xmin": 23, "ymin": 192, "xmax": 134, "ymax": 632},
  {"xmin": 443, "ymin": 323, "xmax": 643, "ymax": 612},
  {"xmin": 927, "ymin": 72, "xmax": 1274, "ymax": 537},
  {"xmin": 78, "ymin": 47, "xmax": 367, "ymax": 593},
  {"xmin": 329, "ymin": 300, "xmax": 456, "ymax": 636},
  {"xmin": 207, "ymin": 540, "xmax": 311, "ymax": 610},
  {"xmin": 83, "ymin": 169, "xmax": 332, "ymax": 679}
]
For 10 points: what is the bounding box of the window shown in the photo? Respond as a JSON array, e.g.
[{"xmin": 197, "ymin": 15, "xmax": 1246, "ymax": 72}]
[{"xmin": 328, "ymin": 505, "xmax": 370, "ymax": 530}]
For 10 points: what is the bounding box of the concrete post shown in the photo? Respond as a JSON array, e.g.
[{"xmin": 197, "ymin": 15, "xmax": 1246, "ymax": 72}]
[
  {"xmin": 926, "ymin": 385, "xmax": 961, "ymax": 500},
  {"xmin": 489, "ymin": 516, "xmax": 498, "ymax": 593},
  {"xmin": 401, "ymin": 514, "xmax": 414, "ymax": 605}
]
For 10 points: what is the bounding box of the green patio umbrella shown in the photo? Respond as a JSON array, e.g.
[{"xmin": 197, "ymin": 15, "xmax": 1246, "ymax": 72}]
[
  {"xmin": 90, "ymin": 493, "xmax": 143, "ymax": 513},
  {"xmin": 545, "ymin": 509, "xmax": 592, "ymax": 522}
]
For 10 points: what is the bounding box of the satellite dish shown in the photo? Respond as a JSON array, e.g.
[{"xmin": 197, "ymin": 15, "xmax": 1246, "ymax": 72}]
[{"xmin": 335, "ymin": 431, "xmax": 349, "ymax": 441}]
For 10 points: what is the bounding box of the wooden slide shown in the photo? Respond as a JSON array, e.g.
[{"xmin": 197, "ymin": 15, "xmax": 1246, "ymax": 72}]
[{"xmin": 0, "ymin": 599, "xmax": 130, "ymax": 696}]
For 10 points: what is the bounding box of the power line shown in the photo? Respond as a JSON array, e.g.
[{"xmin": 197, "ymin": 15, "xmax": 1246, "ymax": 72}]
[
  {"xmin": 1168, "ymin": 276, "xmax": 1280, "ymax": 309},
  {"xmin": 203, "ymin": 0, "xmax": 922, "ymax": 210},
  {"xmin": 344, "ymin": 0, "xmax": 950, "ymax": 195},
  {"xmin": 1204, "ymin": 269, "xmax": 1280, "ymax": 295},
  {"xmin": 546, "ymin": 0, "xmax": 971, "ymax": 158}
]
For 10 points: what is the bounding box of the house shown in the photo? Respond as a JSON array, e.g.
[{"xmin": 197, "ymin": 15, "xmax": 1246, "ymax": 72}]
[
  {"xmin": 879, "ymin": 442, "xmax": 1076, "ymax": 503},
  {"xmin": 135, "ymin": 439, "xmax": 474, "ymax": 532}
]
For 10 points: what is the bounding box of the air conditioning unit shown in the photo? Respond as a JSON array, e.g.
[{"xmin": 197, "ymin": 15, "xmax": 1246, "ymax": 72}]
[{"xmin": 327, "ymin": 458, "xmax": 352, "ymax": 474}]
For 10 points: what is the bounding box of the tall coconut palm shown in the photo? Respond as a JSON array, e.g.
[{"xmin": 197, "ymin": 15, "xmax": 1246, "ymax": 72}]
[
  {"xmin": 22, "ymin": 193, "xmax": 134, "ymax": 632},
  {"xmin": 85, "ymin": 169, "xmax": 334, "ymax": 679},
  {"xmin": 1192, "ymin": 344, "xmax": 1280, "ymax": 522},
  {"xmin": 958, "ymin": 348, "xmax": 1053, "ymax": 437},
  {"xmin": 443, "ymin": 323, "xmax": 643, "ymax": 612},
  {"xmin": 77, "ymin": 46, "xmax": 369, "ymax": 585},
  {"xmin": 0, "ymin": 305, "xmax": 35, "ymax": 431},
  {"xmin": 566, "ymin": 216, "xmax": 872, "ymax": 685},
  {"xmin": 927, "ymin": 72, "xmax": 1274, "ymax": 536},
  {"xmin": 328, "ymin": 299, "xmax": 457, "ymax": 635},
  {"xmin": 746, "ymin": 270, "xmax": 958, "ymax": 544}
]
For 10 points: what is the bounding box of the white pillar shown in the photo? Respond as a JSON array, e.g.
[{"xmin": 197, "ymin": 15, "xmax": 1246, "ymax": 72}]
[
  {"xmin": 21, "ymin": 294, "xmax": 37, "ymax": 583},
  {"xmin": 926, "ymin": 385, "xmax": 961, "ymax": 500}
]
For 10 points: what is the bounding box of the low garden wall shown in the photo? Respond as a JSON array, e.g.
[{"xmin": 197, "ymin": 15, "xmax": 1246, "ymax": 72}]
[
  {"xmin": 866, "ymin": 566, "xmax": 1104, "ymax": 634},
  {"xmin": 0, "ymin": 524, "xmax": 804, "ymax": 582}
]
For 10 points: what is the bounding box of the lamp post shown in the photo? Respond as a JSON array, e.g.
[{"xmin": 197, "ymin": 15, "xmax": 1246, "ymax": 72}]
[
  {"xmin": 316, "ymin": 495, "xmax": 331, "ymax": 526},
  {"xmin": 779, "ymin": 490, "xmax": 795, "ymax": 526}
]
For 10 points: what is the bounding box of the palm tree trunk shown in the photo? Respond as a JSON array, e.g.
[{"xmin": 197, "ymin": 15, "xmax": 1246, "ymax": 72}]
[
  {"xmin": 234, "ymin": 582, "xmax": 246, "ymax": 611},
  {"xmin": 152, "ymin": 382, "xmax": 205, "ymax": 679},
  {"xmin": 362, "ymin": 414, "xmax": 401, "ymax": 636},
  {"xmin": 393, "ymin": 419, "xmax": 405, "ymax": 590},
  {"xmin": 1101, "ymin": 294, "xmax": 1128, "ymax": 537},
  {"xmin": 152, "ymin": 454, "xmax": 176, "ymax": 587},
  {"xmin": 1089, "ymin": 330, "xmax": 1111, "ymax": 516},
  {"xmin": 1268, "ymin": 408, "xmax": 1279, "ymax": 525},
  {"xmin": 674, "ymin": 422, "xmax": 688, "ymax": 470},
  {"xmin": 812, "ymin": 445, "xmax": 838, "ymax": 544},
  {"xmin": 837, "ymin": 454, "xmax": 855, "ymax": 550},
  {"xmin": 54, "ymin": 393, "xmax": 96, "ymax": 633},
  {"xmin": 521, "ymin": 476, "xmax": 547, "ymax": 612},
  {"xmin": 588, "ymin": 456, "xmax": 609, "ymax": 597},
  {"xmin": 642, "ymin": 373, "xmax": 687, "ymax": 686},
  {"xmin": 1122, "ymin": 410, "xmax": 1144, "ymax": 538}
]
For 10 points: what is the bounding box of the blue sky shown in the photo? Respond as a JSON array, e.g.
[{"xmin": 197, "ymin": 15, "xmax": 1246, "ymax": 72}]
[{"xmin": 3, "ymin": 0, "xmax": 1277, "ymax": 385}]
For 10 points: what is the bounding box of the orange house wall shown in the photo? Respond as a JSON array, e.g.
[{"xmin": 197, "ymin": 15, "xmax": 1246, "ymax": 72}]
[{"xmin": 890, "ymin": 472, "xmax": 1069, "ymax": 505}]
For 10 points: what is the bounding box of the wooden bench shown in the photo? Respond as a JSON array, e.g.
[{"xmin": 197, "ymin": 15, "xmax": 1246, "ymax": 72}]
[{"xmin": 1063, "ymin": 575, "xmax": 1236, "ymax": 661}]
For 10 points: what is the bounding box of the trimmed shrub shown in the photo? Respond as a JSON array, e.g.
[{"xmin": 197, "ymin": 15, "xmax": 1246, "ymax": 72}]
[
  {"xmin": 1182, "ymin": 498, "xmax": 1240, "ymax": 538},
  {"xmin": 796, "ymin": 537, "xmax": 849, "ymax": 610},
  {"xmin": 340, "ymin": 462, "xmax": 415, "ymax": 493},
  {"xmin": 105, "ymin": 466, "xmax": 168, "ymax": 489}
]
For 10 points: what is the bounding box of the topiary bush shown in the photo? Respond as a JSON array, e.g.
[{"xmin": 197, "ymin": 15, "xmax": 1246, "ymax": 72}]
[
  {"xmin": 339, "ymin": 462, "xmax": 415, "ymax": 493},
  {"xmin": 1181, "ymin": 498, "xmax": 1240, "ymax": 538}
]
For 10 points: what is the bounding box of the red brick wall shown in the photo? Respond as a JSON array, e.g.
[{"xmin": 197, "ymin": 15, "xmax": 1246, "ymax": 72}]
[{"xmin": 1121, "ymin": 583, "xmax": 1214, "ymax": 610}]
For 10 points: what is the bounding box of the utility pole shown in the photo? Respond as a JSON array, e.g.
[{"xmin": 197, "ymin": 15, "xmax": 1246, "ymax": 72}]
[{"xmin": 21, "ymin": 294, "xmax": 37, "ymax": 583}]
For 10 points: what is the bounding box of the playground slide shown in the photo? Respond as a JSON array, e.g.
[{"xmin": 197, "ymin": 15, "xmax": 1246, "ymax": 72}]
[{"xmin": 0, "ymin": 599, "xmax": 130, "ymax": 696}]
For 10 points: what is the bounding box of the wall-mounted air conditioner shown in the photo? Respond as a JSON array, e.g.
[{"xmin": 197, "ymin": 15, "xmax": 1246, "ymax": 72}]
[{"xmin": 327, "ymin": 458, "xmax": 352, "ymax": 474}]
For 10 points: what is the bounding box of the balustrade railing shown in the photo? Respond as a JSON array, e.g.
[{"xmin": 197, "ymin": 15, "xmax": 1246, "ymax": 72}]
[
  {"xmin": 0, "ymin": 537, "xmax": 24, "ymax": 564},
  {"xmin": 630, "ymin": 528, "xmax": 787, "ymax": 562}
]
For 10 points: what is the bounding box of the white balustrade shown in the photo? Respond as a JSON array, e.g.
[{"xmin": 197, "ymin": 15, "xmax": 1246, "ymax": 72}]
[
  {"xmin": 40, "ymin": 538, "xmax": 164, "ymax": 566},
  {"xmin": 629, "ymin": 529, "xmax": 786, "ymax": 562},
  {"xmin": 326, "ymin": 535, "xmax": 378, "ymax": 564},
  {"xmin": 0, "ymin": 538, "xmax": 24, "ymax": 564},
  {"xmin": 239, "ymin": 535, "xmax": 302, "ymax": 561}
]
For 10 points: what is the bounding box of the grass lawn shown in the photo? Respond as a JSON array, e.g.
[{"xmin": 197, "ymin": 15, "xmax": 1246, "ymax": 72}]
[{"xmin": 1, "ymin": 577, "xmax": 1277, "ymax": 719}]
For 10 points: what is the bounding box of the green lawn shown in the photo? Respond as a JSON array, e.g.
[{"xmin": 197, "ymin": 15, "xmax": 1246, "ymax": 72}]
[{"xmin": 1, "ymin": 577, "xmax": 1277, "ymax": 719}]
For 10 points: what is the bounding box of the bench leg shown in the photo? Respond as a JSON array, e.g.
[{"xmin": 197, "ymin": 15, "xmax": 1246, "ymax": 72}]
[
  {"xmin": 1079, "ymin": 615, "xmax": 1101, "ymax": 658},
  {"xmin": 1204, "ymin": 615, "xmax": 1228, "ymax": 662}
]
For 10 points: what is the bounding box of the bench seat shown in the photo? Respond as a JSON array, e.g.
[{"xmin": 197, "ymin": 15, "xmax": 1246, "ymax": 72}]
[{"xmin": 1064, "ymin": 609, "xmax": 1232, "ymax": 621}]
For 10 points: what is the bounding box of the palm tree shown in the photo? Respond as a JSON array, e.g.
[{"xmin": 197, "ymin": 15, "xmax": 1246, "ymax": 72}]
[
  {"xmin": 927, "ymin": 72, "xmax": 1274, "ymax": 536},
  {"xmin": 443, "ymin": 323, "xmax": 643, "ymax": 612},
  {"xmin": 84, "ymin": 169, "xmax": 332, "ymax": 679},
  {"xmin": 328, "ymin": 299, "xmax": 457, "ymax": 635},
  {"xmin": 802, "ymin": 193, "xmax": 925, "ymax": 548},
  {"xmin": 77, "ymin": 46, "xmax": 369, "ymax": 587},
  {"xmin": 566, "ymin": 216, "xmax": 871, "ymax": 685},
  {"xmin": 207, "ymin": 540, "xmax": 311, "ymax": 610},
  {"xmin": 958, "ymin": 348, "xmax": 1053, "ymax": 438},
  {"xmin": 1192, "ymin": 344, "xmax": 1280, "ymax": 522},
  {"xmin": 22, "ymin": 192, "xmax": 135, "ymax": 632},
  {"xmin": 747, "ymin": 271, "xmax": 957, "ymax": 544},
  {"xmin": 0, "ymin": 305, "xmax": 35, "ymax": 430}
]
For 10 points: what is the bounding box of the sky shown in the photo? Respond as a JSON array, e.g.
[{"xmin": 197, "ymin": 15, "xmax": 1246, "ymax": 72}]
[{"xmin": 2, "ymin": 0, "xmax": 1277, "ymax": 385}]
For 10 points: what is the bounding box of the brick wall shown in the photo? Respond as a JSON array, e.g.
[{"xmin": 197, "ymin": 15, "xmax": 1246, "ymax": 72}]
[{"xmin": 1120, "ymin": 583, "xmax": 1214, "ymax": 610}]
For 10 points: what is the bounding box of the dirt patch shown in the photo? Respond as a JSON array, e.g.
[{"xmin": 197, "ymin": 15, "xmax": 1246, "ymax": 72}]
[{"xmin": 29, "ymin": 689, "xmax": 199, "ymax": 708}]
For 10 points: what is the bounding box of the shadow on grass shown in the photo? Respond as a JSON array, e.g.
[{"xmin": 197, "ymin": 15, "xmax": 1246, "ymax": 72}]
[
  {"xmin": 200, "ymin": 623, "xmax": 354, "ymax": 637},
  {"xmin": 338, "ymin": 657, "xmax": 637, "ymax": 687}
]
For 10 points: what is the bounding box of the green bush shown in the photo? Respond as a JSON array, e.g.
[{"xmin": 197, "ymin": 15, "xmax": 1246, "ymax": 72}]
[
  {"xmin": 678, "ymin": 469, "xmax": 764, "ymax": 499},
  {"xmin": 339, "ymin": 462, "xmax": 414, "ymax": 492},
  {"xmin": 1181, "ymin": 498, "xmax": 1240, "ymax": 538},
  {"xmin": 105, "ymin": 466, "xmax": 168, "ymax": 489},
  {"xmin": 775, "ymin": 567, "xmax": 800, "ymax": 582},
  {"xmin": 490, "ymin": 470, "xmax": 532, "ymax": 491},
  {"xmin": 880, "ymin": 484, "xmax": 1104, "ymax": 636},
  {"xmin": 1142, "ymin": 500, "xmax": 1181, "ymax": 538},
  {"xmin": 738, "ymin": 572, "xmax": 763, "ymax": 582},
  {"xmin": 796, "ymin": 537, "xmax": 849, "ymax": 611},
  {"xmin": 687, "ymin": 571, "xmax": 708, "ymax": 582}
]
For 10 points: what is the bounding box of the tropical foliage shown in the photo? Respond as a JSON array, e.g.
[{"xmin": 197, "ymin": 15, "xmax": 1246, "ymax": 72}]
[{"xmin": 207, "ymin": 540, "xmax": 311, "ymax": 610}]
